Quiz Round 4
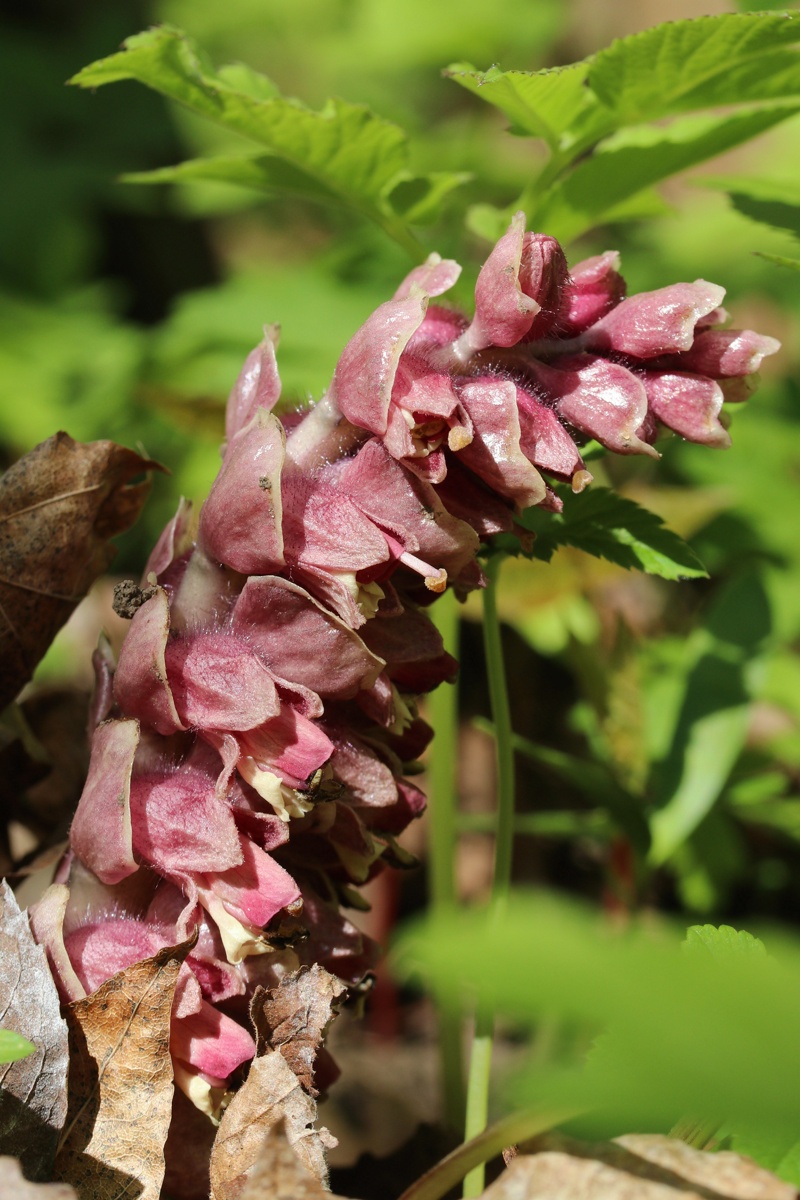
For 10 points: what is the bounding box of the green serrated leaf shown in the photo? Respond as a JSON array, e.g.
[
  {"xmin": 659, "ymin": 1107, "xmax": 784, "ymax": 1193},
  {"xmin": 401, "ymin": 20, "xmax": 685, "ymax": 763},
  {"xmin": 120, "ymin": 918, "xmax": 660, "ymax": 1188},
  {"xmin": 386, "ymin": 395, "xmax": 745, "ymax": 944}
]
[
  {"xmin": 531, "ymin": 105, "xmax": 799, "ymax": 242},
  {"xmin": 519, "ymin": 488, "xmax": 708, "ymax": 582},
  {"xmin": 123, "ymin": 153, "xmax": 343, "ymax": 204},
  {"xmin": 70, "ymin": 26, "xmax": 430, "ymax": 252},
  {"xmin": 683, "ymin": 923, "xmax": 767, "ymax": 959},
  {"xmin": 444, "ymin": 61, "xmax": 597, "ymax": 150},
  {"xmin": 0, "ymin": 1028, "xmax": 36, "ymax": 1063},
  {"xmin": 589, "ymin": 12, "xmax": 800, "ymax": 121}
]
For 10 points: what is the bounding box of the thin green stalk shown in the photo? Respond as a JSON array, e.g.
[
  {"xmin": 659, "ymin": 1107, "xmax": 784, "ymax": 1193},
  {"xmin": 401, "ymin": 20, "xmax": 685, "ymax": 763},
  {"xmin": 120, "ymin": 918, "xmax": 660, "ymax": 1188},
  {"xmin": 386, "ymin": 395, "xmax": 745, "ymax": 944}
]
[
  {"xmin": 462, "ymin": 555, "xmax": 517, "ymax": 1195},
  {"xmin": 429, "ymin": 587, "xmax": 466, "ymax": 1131}
]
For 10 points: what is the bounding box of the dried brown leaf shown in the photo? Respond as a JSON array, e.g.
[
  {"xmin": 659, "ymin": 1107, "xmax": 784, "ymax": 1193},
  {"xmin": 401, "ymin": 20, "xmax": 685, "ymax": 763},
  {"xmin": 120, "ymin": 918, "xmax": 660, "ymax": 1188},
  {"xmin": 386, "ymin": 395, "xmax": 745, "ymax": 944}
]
[
  {"xmin": 482, "ymin": 1133, "xmax": 796, "ymax": 1200},
  {"xmin": 0, "ymin": 1157, "xmax": 76, "ymax": 1198},
  {"xmin": 0, "ymin": 432, "xmax": 162, "ymax": 707},
  {"xmin": 53, "ymin": 936, "xmax": 193, "ymax": 1200},
  {"xmin": 238, "ymin": 1116, "xmax": 355, "ymax": 1200},
  {"xmin": 209, "ymin": 1050, "xmax": 336, "ymax": 1200},
  {"xmin": 250, "ymin": 964, "xmax": 346, "ymax": 1096},
  {"xmin": 0, "ymin": 881, "xmax": 69, "ymax": 1181}
]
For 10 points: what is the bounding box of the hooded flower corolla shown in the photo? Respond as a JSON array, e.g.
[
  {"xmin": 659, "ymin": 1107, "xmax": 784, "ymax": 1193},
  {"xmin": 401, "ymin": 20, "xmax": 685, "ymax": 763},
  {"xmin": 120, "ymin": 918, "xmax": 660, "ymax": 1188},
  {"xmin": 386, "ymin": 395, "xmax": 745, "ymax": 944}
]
[{"xmin": 34, "ymin": 214, "xmax": 778, "ymax": 1113}]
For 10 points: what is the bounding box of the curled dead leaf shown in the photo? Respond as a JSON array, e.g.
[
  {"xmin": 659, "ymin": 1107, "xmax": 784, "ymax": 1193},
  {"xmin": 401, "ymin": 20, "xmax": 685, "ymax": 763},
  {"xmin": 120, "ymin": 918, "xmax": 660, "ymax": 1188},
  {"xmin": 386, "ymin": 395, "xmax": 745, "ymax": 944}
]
[
  {"xmin": 250, "ymin": 964, "xmax": 346, "ymax": 1097},
  {"xmin": 209, "ymin": 1050, "xmax": 337, "ymax": 1200},
  {"xmin": 0, "ymin": 1157, "xmax": 76, "ymax": 1198},
  {"xmin": 238, "ymin": 1117, "xmax": 353, "ymax": 1200},
  {"xmin": 0, "ymin": 432, "xmax": 162, "ymax": 707},
  {"xmin": 53, "ymin": 936, "xmax": 194, "ymax": 1200},
  {"xmin": 481, "ymin": 1133, "xmax": 796, "ymax": 1199},
  {"xmin": 0, "ymin": 881, "xmax": 69, "ymax": 1181}
]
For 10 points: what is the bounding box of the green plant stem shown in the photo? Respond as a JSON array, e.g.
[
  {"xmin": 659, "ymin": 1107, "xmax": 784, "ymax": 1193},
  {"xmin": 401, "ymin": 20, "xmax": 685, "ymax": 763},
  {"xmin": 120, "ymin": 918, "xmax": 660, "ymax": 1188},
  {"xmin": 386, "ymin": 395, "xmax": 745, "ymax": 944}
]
[
  {"xmin": 398, "ymin": 1106, "xmax": 584, "ymax": 1200},
  {"xmin": 462, "ymin": 555, "xmax": 517, "ymax": 1195},
  {"xmin": 429, "ymin": 587, "xmax": 466, "ymax": 1131}
]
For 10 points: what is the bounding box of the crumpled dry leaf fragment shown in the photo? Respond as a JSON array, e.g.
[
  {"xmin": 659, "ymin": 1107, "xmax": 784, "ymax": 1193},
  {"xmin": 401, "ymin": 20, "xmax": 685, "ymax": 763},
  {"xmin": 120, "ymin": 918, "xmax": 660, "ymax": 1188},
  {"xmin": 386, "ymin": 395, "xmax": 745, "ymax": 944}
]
[
  {"xmin": 0, "ymin": 1156, "xmax": 76, "ymax": 1198},
  {"xmin": 209, "ymin": 1050, "xmax": 337, "ymax": 1200},
  {"xmin": 238, "ymin": 1117, "xmax": 352, "ymax": 1200},
  {"xmin": 0, "ymin": 881, "xmax": 69, "ymax": 1181},
  {"xmin": 53, "ymin": 936, "xmax": 193, "ymax": 1200},
  {"xmin": 250, "ymin": 964, "xmax": 346, "ymax": 1096},
  {"xmin": 0, "ymin": 432, "xmax": 161, "ymax": 707},
  {"xmin": 485, "ymin": 1133, "xmax": 795, "ymax": 1199}
]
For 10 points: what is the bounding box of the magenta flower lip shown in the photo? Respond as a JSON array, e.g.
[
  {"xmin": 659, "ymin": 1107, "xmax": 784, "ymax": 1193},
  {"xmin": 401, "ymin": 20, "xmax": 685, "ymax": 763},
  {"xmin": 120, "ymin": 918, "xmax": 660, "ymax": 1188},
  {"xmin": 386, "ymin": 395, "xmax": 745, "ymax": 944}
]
[{"xmin": 35, "ymin": 214, "xmax": 778, "ymax": 1111}]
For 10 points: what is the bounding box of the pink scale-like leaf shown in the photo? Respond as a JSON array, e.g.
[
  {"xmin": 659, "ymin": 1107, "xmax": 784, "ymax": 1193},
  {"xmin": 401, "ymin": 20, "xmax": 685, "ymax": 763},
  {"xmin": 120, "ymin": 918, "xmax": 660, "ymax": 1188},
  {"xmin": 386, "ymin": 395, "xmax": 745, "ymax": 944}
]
[
  {"xmin": 642, "ymin": 371, "xmax": 731, "ymax": 448},
  {"xmin": 360, "ymin": 604, "xmax": 458, "ymax": 692},
  {"xmin": 225, "ymin": 329, "xmax": 282, "ymax": 442},
  {"xmin": 129, "ymin": 769, "xmax": 244, "ymax": 875},
  {"xmin": 466, "ymin": 211, "xmax": 541, "ymax": 351},
  {"xmin": 583, "ymin": 280, "xmax": 726, "ymax": 357},
  {"xmin": 199, "ymin": 409, "xmax": 285, "ymax": 575},
  {"xmin": 113, "ymin": 588, "xmax": 184, "ymax": 736},
  {"xmin": 143, "ymin": 497, "xmax": 194, "ymax": 583},
  {"xmin": 281, "ymin": 468, "xmax": 390, "ymax": 574},
  {"xmin": 232, "ymin": 575, "xmax": 384, "ymax": 700},
  {"xmin": 164, "ymin": 631, "xmax": 282, "ymax": 732},
  {"xmin": 69, "ymin": 719, "xmax": 139, "ymax": 885}
]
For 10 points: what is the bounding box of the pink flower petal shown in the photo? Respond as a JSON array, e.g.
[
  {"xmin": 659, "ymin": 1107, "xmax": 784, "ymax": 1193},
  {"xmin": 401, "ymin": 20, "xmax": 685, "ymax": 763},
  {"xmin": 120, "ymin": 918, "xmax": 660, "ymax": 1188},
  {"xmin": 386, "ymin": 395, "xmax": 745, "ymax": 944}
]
[
  {"xmin": 114, "ymin": 589, "xmax": 184, "ymax": 736},
  {"xmin": 360, "ymin": 605, "xmax": 458, "ymax": 692},
  {"xmin": 281, "ymin": 467, "xmax": 390, "ymax": 573},
  {"xmin": 466, "ymin": 212, "xmax": 542, "ymax": 351},
  {"xmin": 515, "ymin": 384, "xmax": 586, "ymax": 480},
  {"xmin": 393, "ymin": 253, "xmax": 461, "ymax": 300},
  {"xmin": 130, "ymin": 769, "xmax": 244, "ymax": 875},
  {"xmin": 165, "ymin": 631, "xmax": 282, "ymax": 731},
  {"xmin": 237, "ymin": 707, "xmax": 334, "ymax": 786},
  {"xmin": 531, "ymin": 355, "xmax": 658, "ymax": 458},
  {"xmin": 560, "ymin": 250, "xmax": 625, "ymax": 336},
  {"xmin": 642, "ymin": 371, "xmax": 731, "ymax": 448},
  {"xmin": 232, "ymin": 575, "xmax": 384, "ymax": 700},
  {"xmin": 199, "ymin": 409, "xmax": 285, "ymax": 575},
  {"xmin": 70, "ymin": 719, "xmax": 139, "ymax": 885},
  {"xmin": 456, "ymin": 376, "xmax": 548, "ymax": 509},
  {"xmin": 225, "ymin": 329, "xmax": 281, "ymax": 442},
  {"xmin": 171, "ymin": 998, "xmax": 256, "ymax": 1081},
  {"xmin": 196, "ymin": 834, "xmax": 301, "ymax": 928},
  {"xmin": 664, "ymin": 329, "xmax": 780, "ymax": 377},
  {"xmin": 143, "ymin": 498, "xmax": 194, "ymax": 583},
  {"xmin": 583, "ymin": 280, "xmax": 726, "ymax": 357},
  {"xmin": 331, "ymin": 292, "xmax": 429, "ymax": 435}
]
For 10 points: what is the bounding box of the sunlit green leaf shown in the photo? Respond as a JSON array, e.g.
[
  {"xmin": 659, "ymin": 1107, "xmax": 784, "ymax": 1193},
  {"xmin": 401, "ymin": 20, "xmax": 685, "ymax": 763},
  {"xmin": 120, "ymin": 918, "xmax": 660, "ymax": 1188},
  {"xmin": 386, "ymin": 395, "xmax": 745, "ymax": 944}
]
[
  {"xmin": 532, "ymin": 106, "xmax": 799, "ymax": 243},
  {"xmin": 684, "ymin": 923, "xmax": 767, "ymax": 959},
  {"xmin": 519, "ymin": 489, "xmax": 708, "ymax": 582},
  {"xmin": 0, "ymin": 1029, "xmax": 35, "ymax": 1064},
  {"xmin": 69, "ymin": 26, "xmax": 453, "ymax": 250}
]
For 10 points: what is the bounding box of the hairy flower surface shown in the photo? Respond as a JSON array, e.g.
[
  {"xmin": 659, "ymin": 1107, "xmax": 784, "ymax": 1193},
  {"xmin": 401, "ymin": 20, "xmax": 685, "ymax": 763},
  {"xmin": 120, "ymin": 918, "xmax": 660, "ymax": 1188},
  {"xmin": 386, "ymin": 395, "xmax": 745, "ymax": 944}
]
[{"xmin": 33, "ymin": 214, "xmax": 778, "ymax": 1112}]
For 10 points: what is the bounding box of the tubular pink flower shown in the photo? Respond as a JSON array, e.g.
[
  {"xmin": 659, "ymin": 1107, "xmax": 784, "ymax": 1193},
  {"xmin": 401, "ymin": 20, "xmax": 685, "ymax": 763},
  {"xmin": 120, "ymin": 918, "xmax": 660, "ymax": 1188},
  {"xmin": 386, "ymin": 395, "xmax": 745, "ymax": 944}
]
[{"xmin": 44, "ymin": 212, "xmax": 778, "ymax": 1111}]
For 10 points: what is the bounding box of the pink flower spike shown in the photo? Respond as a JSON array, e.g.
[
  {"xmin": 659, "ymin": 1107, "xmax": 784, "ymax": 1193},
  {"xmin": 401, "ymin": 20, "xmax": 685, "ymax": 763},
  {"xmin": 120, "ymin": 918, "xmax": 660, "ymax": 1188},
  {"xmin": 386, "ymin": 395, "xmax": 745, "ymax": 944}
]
[
  {"xmin": 583, "ymin": 280, "xmax": 726, "ymax": 358},
  {"xmin": 393, "ymin": 253, "xmax": 461, "ymax": 300},
  {"xmin": 113, "ymin": 588, "xmax": 185, "ymax": 736},
  {"xmin": 231, "ymin": 576, "xmax": 384, "ymax": 701},
  {"xmin": 642, "ymin": 371, "xmax": 731, "ymax": 448},
  {"xmin": 70, "ymin": 719, "xmax": 139, "ymax": 885},
  {"xmin": 225, "ymin": 327, "xmax": 282, "ymax": 442},
  {"xmin": 198, "ymin": 408, "xmax": 285, "ymax": 576}
]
